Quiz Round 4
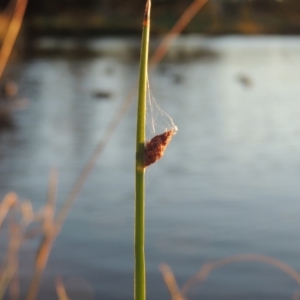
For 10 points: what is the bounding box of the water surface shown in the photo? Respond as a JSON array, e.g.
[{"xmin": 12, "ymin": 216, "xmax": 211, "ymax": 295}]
[{"xmin": 1, "ymin": 36, "xmax": 300, "ymax": 299}]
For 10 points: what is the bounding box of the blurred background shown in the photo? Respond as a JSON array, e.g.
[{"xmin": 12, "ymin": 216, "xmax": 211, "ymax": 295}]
[
  {"xmin": 7, "ymin": 0, "xmax": 300, "ymax": 36},
  {"xmin": 1, "ymin": 0, "xmax": 300, "ymax": 299}
]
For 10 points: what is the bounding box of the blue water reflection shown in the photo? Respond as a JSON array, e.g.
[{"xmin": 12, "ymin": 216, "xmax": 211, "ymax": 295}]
[{"xmin": 1, "ymin": 36, "xmax": 300, "ymax": 299}]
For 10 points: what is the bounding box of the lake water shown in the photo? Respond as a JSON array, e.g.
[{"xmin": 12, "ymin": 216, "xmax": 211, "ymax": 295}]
[{"xmin": 1, "ymin": 36, "xmax": 300, "ymax": 299}]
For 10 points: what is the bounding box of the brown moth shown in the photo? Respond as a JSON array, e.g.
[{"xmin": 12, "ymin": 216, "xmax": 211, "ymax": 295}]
[{"xmin": 144, "ymin": 127, "xmax": 177, "ymax": 167}]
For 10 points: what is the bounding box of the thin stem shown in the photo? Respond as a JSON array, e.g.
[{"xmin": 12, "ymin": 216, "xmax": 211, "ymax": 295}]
[
  {"xmin": 0, "ymin": 0, "xmax": 28, "ymax": 80},
  {"xmin": 135, "ymin": 1, "xmax": 151, "ymax": 300},
  {"xmin": 26, "ymin": 170, "xmax": 58, "ymax": 300},
  {"xmin": 22, "ymin": 1, "xmax": 205, "ymax": 299}
]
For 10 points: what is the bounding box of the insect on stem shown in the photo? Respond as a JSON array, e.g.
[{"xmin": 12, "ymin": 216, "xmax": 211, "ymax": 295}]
[{"xmin": 144, "ymin": 126, "xmax": 177, "ymax": 167}]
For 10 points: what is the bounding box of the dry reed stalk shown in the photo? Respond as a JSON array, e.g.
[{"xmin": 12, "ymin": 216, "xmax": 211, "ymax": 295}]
[
  {"xmin": 0, "ymin": 0, "xmax": 16, "ymax": 38},
  {"xmin": 0, "ymin": 192, "xmax": 17, "ymax": 228},
  {"xmin": 181, "ymin": 254, "xmax": 300, "ymax": 297},
  {"xmin": 150, "ymin": 0, "xmax": 208, "ymax": 66},
  {"xmin": 26, "ymin": 170, "xmax": 58, "ymax": 300},
  {"xmin": 7, "ymin": 219, "xmax": 21, "ymax": 300},
  {"xmin": 0, "ymin": 0, "xmax": 28, "ymax": 80},
  {"xmin": 161, "ymin": 254, "xmax": 300, "ymax": 300},
  {"xmin": 160, "ymin": 264, "xmax": 186, "ymax": 300},
  {"xmin": 293, "ymin": 288, "xmax": 300, "ymax": 300},
  {"xmin": 0, "ymin": 264, "xmax": 17, "ymax": 299},
  {"xmin": 55, "ymin": 277, "xmax": 70, "ymax": 300}
]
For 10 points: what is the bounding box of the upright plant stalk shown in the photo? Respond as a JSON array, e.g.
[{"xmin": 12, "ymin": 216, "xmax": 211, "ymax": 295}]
[
  {"xmin": 0, "ymin": 0, "xmax": 28, "ymax": 80},
  {"xmin": 135, "ymin": 1, "xmax": 151, "ymax": 300}
]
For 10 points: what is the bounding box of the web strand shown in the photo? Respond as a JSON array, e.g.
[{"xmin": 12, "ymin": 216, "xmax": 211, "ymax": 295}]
[{"xmin": 146, "ymin": 79, "xmax": 177, "ymax": 137}]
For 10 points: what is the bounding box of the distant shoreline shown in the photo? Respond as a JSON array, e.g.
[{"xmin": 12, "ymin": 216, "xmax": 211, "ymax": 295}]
[
  {"xmin": 2, "ymin": 0, "xmax": 300, "ymax": 43},
  {"xmin": 23, "ymin": 35, "xmax": 300, "ymax": 58},
  {"xmin": 23, "ymin": 8, "xmax": 300, "ymax": 38}
]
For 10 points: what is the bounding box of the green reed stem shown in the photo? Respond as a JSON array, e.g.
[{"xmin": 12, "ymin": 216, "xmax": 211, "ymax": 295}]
[{"xmin": 135, "ymin": 1, "xmax": 151, "ymax": 300}]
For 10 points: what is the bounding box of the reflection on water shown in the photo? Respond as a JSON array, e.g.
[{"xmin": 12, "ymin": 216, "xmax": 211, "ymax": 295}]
[{"xmin": 1, "ymin": 36, "xmax": 300, "ymax": 299}]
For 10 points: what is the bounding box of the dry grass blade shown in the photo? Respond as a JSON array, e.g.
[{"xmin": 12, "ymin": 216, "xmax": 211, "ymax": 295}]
[
  {"xmin": 160, "ymin": 264, "xmax": 186, "ymax": 300},
  {"xmin": 8, "ymin": 224, "xmax": 21, "ymax": 300},
  {"xmin": 44, "ymin": 169, "xmax": 58, "ymax": 232},
  {"xmin": 55, "ymin": 277, "xmax": 70, "ymax": 300},
  {"xmin": 0, "ymin": 0, "xmax": 16, "ymax": 38},
  {"xmin": 150, "ymin": 0, "xmax": 208, "ymax": 66},
  {"xmin": 0, "ymin": 264, "xmax": 17, "ymax": 299},
  {"xmin": 0, "ymin": 193, "xmax": 43, "ymax": 299},
  {"xmin": 19, "ymin": 200, "xmax": 34, "ymax": 225},
  {"xmin": 0, "ymin": 0, "xmax": 28, "ymax": 80},
  {"xmin": 0, "ymin": 192, "xmax": 17, "ymax": 228},
  {"xmin": 293, "ymin": 288, "xmax": 300, "ymax": 300},
  {"xmin": 26, "ymin": 170, "xmax": 58, "ymax": 300},
  {"xmin": 180, "ymin": 254, "xmax": 300, "ymax": 297},
  {"xmin": 26, "ymin": 234, "xmax": 55, "ymax": 300},
  {"xmin": 4, "ymin": 204, "xmax": 23, "ymax": 300}
]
